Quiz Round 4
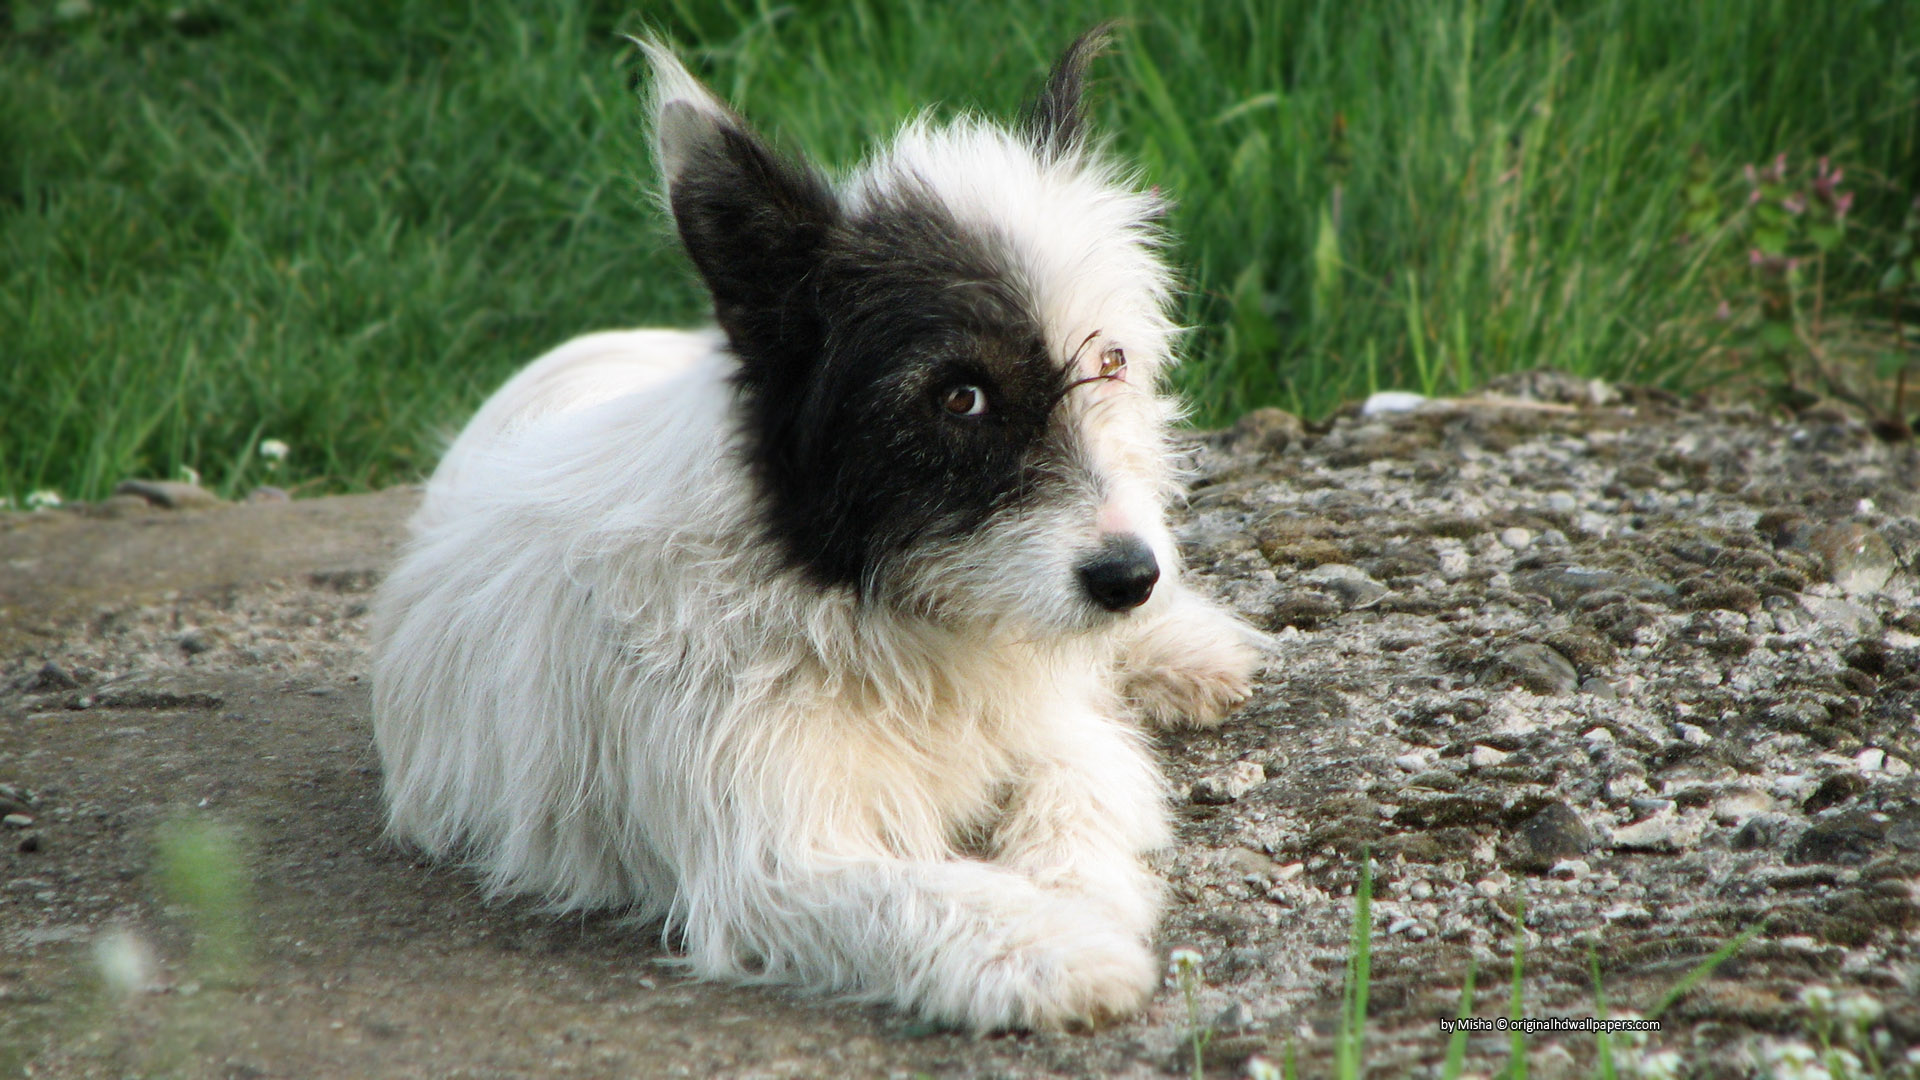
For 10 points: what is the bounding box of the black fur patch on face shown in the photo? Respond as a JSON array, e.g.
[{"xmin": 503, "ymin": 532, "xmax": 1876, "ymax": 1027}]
[
  {"xmin": 753, "ymin": 185, "xmax": 1076, "ymax": 593},
  {"xmin": 658, "ymin": 48, "xmax": 1109, "ymax": 596}
]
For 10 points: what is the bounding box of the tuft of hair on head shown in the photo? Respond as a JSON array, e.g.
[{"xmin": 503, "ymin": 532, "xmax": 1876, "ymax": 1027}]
[{"xmin": 1021, "ymin": 20, "xmax": 1120, "ymax": 161}]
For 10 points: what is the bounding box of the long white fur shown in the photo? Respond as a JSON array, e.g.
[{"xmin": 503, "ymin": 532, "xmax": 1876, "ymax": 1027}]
[{"xmin": 372, "ymin": 41, "xmax": 1259, "ymax": 1031}]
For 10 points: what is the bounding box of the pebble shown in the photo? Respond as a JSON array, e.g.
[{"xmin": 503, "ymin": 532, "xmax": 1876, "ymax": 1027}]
[
  {"xmin": 1797, "ymin": 595, "xmax": 1882, "ymax": 637},
  {"xmin": 1809, "ymin": 522, "xmax": 1896, "ymax": 596},
  {"xmin": 3, "ymin": 814, "xmax": 34, "ymax": 828},
  {"xmin": 1610, "ymin": 807, "xmax": 1701, "ymax": 851},
  {"xmin": 1498, "ymin": 527, "xmax": 1534, "ymax": 550},
  {"xmin": 1298, "ymin": 563, "xmax": 1389, "ymax": 609},
  {"xmin": 1510, "ymin": 801, "xmax": 1598, "ymax": 871},
  {"xmin": 1712, "ymin": 788, "xmax": 1774, "ymax": 826},
  {"xmin": 114, "ymin": 479, "xmax": 222, "ymax": 510},
  {"xmin": 1191, "ymin": 761, "xmax": 1267, "ymax": 805},
  {"xmin": 1855, "ymin": 748, "xmax": 1886, "ymax": 773},
  {"xmin": 1361, "ymin": 390, "xmax": 1430, "ymax": 416},
  {"xmin": 1468, "ymin": 745, "xmax": 1510, "ymax": 768},
  {"xmin": 1229, "ymin": 408, "xmax": 1306, "ymax": 455},
  {"xmin": 1548, "ymin": 859, "xmax": 1590, "ymax": 881},
  {"xmin": 1484, "ymin": 642, "xmax": 1580, "ymax": 695},
  {"xmin": 1580, "ymin": 676, "xmax": 1619, "ymax": 699}
]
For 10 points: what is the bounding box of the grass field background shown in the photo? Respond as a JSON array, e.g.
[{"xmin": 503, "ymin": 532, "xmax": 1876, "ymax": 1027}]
[{"xmin": 4, "ymin": 0, "xmax": 1917, "ymax": 503}]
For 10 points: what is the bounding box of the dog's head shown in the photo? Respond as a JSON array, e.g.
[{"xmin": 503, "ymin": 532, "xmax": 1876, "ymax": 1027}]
[{"xmin": 644, "ymin": 29, "xmax": 1184, "ymax": 634}]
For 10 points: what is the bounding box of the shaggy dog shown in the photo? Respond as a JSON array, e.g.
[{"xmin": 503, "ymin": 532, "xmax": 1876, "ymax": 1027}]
[{"xmin": 371, "ymin": 28, "xmax": 1260, "ymax": 1031}]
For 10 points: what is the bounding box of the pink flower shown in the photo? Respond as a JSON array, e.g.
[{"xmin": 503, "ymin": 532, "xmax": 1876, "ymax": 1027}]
[
  {"xmin": 1782, "ymin": 194, "xmax": 1806, "ymax": 215},
  {"xmin": 1715, "ymin": 300, "xmax": 1732, "ymax": 321},
  {"xmin": 1834, "ymin": 191, "xmax": 1853, "ymax": 219},
  {"xmin": 1748, "ymin": 188, "xmax": 1763, "ymax": 205},
  {"xmin": 1744, "ymin": 163, "xmax": 1758, "ymax": 186},
  {"xmin": 1749, "ymin": 248, "xmax": 1765, "ymax": 266}
]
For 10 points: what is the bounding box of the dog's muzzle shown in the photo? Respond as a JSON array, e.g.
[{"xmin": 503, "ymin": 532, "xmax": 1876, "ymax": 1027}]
[{"xmin": 1076, "ymin": 535, "xmax": 1159, "ymax": 612}]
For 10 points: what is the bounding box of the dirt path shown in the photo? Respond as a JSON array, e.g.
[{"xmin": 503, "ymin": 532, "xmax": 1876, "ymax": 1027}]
[{"xmin": 4, "ymin": 381, "xmax": 1917, "ymax": 1078}]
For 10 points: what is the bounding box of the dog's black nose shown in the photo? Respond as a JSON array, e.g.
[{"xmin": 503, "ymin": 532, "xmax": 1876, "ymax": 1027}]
[{"xmin": 1077, "ymin": 535, "xmax": 1160, "ymax": 612}]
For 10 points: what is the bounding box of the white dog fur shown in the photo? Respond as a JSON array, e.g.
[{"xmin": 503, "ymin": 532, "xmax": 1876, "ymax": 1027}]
[{"xmin": 372, "ymin": 30, "xmax": 1259, "ymax": 1031}]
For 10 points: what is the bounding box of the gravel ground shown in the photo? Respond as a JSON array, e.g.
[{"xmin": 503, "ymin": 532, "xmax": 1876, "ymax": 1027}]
[{"xmin": 3, "ymin": 374, "xmax": 1917, "ymax": 1078}]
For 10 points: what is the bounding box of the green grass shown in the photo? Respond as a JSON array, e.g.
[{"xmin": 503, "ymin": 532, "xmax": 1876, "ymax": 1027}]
[{"xmin": 4, "ymin": 0, "xmax": 1917, "ymax": 503}]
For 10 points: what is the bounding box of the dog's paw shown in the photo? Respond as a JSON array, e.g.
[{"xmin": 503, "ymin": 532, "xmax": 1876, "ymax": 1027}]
[
  {"xmin": 983, "ymin": 911, "xmax": 1157, "ymax": 1031},
  {"xmin": 1120, "ymin": 605, "xmax": 1258, "ymax": 728}
]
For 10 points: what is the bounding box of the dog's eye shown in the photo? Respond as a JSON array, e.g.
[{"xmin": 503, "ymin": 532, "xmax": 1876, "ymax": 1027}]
[
  {"xmin": 1098, "ymin": 347, "xmax": 1127, "ymax": 380},
  {"xmin": 939, "ymin": 385, "xmax": 988, "ymax": 417}
]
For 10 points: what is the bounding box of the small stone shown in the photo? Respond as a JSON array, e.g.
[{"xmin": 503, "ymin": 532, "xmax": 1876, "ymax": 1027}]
[
  {"xmin": 22, "ymin": 661, "xmax": 79, "ymax": 693},
  {"xmin": 1544, "ymin": 492, "xmax": 1579, "ymax": 514},
  {"xmin": 1393, "ymin": 752, "xmax": 1429, "ymax": 772},
  {"xmin": 1580, "ymin": 676, "xmax": 1619, "ymax": 699},
  {"xmin": 1509, "ymin": 802, "xmax": 1597, "ymax": 872},
  {"xmin": 1498, "ymin": 527, "xmax": 1534, "ymax": 550},
  {"xmin": 1469, "ymin": 745, "xmax": 1510, "ymax": 768},
  {"xmin": 1803, "ymin": 773, "xmax": 1868, "ymax": 814},
  {"xmin": 1790, "ymin": 810, "xmax": 1887, "ymax": 865},
  {"xmin": 1388, "ymin": 918, "xmax": 1418, "ymax": 935},
  {"xmin": 1437, "ymin": 548, "xmax": 1471, "ymax": 579},
  {"xmin": 1230, "ymin": 407, "xmax": 1306, "ymax": 455},
  {"xmin": 17, "ymin": 833, "xmax": 42, "ymax": 854},
  {"xmin": 1299, "ymin": 563, "xmax": 1389, "ymax": 609},
  {"xmin": 1484, "ymin": 642, "xmax": 1580, "ymax": 695},
  {"xmin": 1711, "ymin": 787, "xmax": 1773, "ymax": 826},
  {"xmin": 1474, "ymin": 872, "xmax": 1510, "ymax": 899},
  {"xmin": 1731, "ymin": 814, "xmax": 1793, "ymax": 851},
  {"xmin": 1407, "ymin": 880, "xmax": 1433, "ymax": 900},
  {"xmin": 3, "ymin": 814, "xmax": 34, "ymax": 828},
  {"xmin": 1361, "ymin": 391, "xmax": 1430, "ymax": 416},
  {"xmin": 247, "ymin": 485, "xmax": 292, "ymax": 504},
  {"xmin": 1798, "ymin": 595, "xmax": 1881, "ymax": 637},
  {"xmin": 1191, "ymin": 761, "xmax": 1267, "ymax": 805},
  {"xmin": 86, "ymin": 494, "xmax": 159, "ymax": 519},
  {"xmin": 178, "ymin": 630, "xmax": 213, "ymax": 656},
  {"xmin": 114, "ymin": 479, "xmax": 222, "ymax": 510},
  {"xmin": 1676, "ymin": 722, "xmax": 1711, "ymax": 746},
  {"xmin": 1856, "ymin": 748, "xmax": 1887, "ymax": 773},
  {"xmin": 1611, "ymin": 807, "xmax": 1700, "ymax": 851},
  {"xmin": 1810, "ymin": 523, "xmax": 1897, "ymax": 596},
  {"xmin": 1583, "ymin": 726, "xmax": 1615, "ymax": 745},
  {"xmin": 1547, "ymin": 859, "xmax": 1590, "ymax": 881}
]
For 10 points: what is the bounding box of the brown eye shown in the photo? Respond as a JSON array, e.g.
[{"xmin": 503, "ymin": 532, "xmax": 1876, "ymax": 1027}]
[
  {"xmin": 1098, "ymin": 347, "xmax": 1127, "ymax": 379},
  {"xmin": 940, "ymin": 384, "xmax": 988, "ymax": 417}
]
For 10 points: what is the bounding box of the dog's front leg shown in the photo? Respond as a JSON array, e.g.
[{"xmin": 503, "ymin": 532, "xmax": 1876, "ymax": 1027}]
[
  {"xmin": 1117, "ymin": 582, "xmax": 1262, "ymax": 728},
  {"xmin": 683, "ymin": 853, "xmax": 1157, "ymax": 1032},
  {"xmin": 986, "ymin": 707, "xmax": 1169, "ymax": 938}
]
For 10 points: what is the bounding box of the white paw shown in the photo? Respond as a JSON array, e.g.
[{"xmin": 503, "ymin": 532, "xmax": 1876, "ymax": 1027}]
[
  {"xmin": 985, "ymin": 908, "xmax": 1157, "ymax": 1031},
  {"xmin": 1121, "ymin": 620, "xmax": 1258, "ymax": 729}
]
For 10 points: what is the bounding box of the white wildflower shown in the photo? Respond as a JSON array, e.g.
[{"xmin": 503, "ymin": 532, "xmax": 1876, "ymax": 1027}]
[
  {"xmin": 1245, "ymin": 1054, "xmax": 1283, "ymax": 1080},
  {"xmin": 1169, "ymin": 947, "xmax": 1204, "ymax": 976},
  {"xmin": 1633, "ymin": 1048, "xmax": 1683, "ymax": 1080},
  {"xmin": 258, "ymin": 438, "xmax": 289, "ymax": 467},
  {"xmin": 1835, "ymin": 992, "xmax": 1881, "ymax": 1028},
  {"xmin": 93, "ymin": 928, "xmax": 155, "ymax": 996},
  {"xmin": 24, "ymin": 490, "xmax": 62, "ymax": 510},
  {"xmin": 1798, "ymin": 985, "xmax": 1837, "ymax": 1015},
  {"xmin": 179, "ymin": 464, "xmax": 200, "ymax": 486}
]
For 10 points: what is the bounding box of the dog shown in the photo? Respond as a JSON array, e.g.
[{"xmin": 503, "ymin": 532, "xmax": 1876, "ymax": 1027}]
[{"xmin": 371, "ymin": 28, "xmax": 1260, "ymax": 1031}]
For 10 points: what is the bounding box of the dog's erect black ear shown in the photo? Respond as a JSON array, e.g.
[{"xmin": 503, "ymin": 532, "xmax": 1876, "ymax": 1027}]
[
  {"xmin": 1023, "ymin": 22, "xmax": 1116, "ymax": 158},
  {"xmin": 639, "ymin": 40, "xmax": 839, "ymax": 384}
]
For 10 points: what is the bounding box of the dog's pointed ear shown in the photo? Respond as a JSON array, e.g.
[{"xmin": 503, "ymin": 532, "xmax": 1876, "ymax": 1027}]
[
  {"xmin": 1023, "ymin": 22, "xmax": 1116, "ymax": 158},
  {"xmin": 636, "ymin": 38, "xmax": 838, "ymax": 375}
]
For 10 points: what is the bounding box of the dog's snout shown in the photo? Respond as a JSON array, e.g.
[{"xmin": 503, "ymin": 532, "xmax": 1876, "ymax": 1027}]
[{"xmin": 1076, "ymin": 535, "xmax": 1159, "ymax": 612}]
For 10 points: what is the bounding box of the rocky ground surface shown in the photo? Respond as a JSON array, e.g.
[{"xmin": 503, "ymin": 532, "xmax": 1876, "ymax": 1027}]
[{"xmin": 3, "ymin": 373, "xmax": 1918, "ymax": 1079}]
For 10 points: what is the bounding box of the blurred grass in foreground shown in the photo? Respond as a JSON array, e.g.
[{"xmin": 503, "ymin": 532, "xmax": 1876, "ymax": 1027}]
[{"xmin": 3, "ymin": 0, "xmax": 1916, "ymax": 502}]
